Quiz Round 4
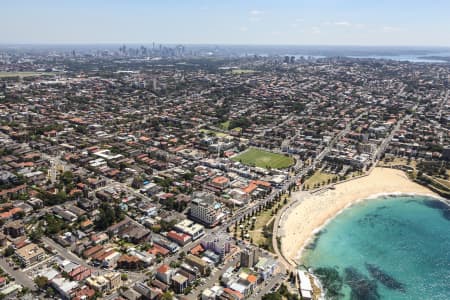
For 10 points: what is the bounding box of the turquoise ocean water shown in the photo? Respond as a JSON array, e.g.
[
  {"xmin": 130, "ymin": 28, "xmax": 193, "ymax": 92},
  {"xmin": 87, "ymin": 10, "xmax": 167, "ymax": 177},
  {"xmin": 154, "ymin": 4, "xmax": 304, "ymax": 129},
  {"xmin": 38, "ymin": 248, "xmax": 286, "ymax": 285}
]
[{"xmin": 302, "ymin": 195, "xmax": 450, "ymax": 300}]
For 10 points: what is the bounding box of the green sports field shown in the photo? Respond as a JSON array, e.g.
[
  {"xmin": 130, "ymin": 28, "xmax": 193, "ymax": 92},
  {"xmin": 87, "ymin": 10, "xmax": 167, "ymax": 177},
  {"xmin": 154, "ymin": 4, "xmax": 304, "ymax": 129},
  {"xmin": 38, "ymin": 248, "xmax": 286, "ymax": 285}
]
[{"xmin": 232, "ymin": 148, "xmax": 294, "ymax": 169}]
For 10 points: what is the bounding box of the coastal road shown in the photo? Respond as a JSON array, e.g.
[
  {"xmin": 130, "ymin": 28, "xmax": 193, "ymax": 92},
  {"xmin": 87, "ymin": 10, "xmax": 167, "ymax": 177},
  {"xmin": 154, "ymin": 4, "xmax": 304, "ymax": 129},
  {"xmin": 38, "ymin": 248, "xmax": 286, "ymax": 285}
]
[{"xmin": 271, "ymin": 191, "xmax": 310, "ymax": 271}]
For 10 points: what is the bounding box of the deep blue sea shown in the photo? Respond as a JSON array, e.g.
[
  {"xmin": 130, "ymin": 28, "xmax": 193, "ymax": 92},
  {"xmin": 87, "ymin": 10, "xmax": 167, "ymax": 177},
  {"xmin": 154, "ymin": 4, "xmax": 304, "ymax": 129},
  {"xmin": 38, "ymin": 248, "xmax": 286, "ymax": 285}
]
[{"xmin": 302, "ymin": 195, "xmax": 450, "ymax": 300}]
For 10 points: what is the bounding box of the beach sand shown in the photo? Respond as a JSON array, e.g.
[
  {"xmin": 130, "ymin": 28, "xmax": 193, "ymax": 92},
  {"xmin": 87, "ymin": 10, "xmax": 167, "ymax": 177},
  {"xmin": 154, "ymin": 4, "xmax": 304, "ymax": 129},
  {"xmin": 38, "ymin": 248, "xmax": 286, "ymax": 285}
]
[{"xmin": 280, "ymin": 167, "xmax": 438, "ymax": 263}]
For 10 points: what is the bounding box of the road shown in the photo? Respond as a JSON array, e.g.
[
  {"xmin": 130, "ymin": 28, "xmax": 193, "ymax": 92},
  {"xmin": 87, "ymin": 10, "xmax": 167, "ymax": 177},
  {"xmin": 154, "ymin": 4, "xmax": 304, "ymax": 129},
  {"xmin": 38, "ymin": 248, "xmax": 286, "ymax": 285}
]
[
  {"xmin": 0, "ymin": 257, "xmax": 36, "ymax": 291},
  {"xmin": 41, "ymin": 237, "xmax": 103, "ymax": 274},
  {"xmin": 249, "ymin": 273, "xmax": 285, "ymax": 299},
  {"xmin": 271, "ymin": 191, "xmax": 310, "ymax": 271},
  {"xmin": 42, "ymin": 236, "xmax": 146, "ymax": 283},
  {"xmin": 372, "ymin": 108, "xmax": 416, "ymax": 164},
  {"xmin": 187, "ymin": 255, "xmax": 240, "ymax": 299}
]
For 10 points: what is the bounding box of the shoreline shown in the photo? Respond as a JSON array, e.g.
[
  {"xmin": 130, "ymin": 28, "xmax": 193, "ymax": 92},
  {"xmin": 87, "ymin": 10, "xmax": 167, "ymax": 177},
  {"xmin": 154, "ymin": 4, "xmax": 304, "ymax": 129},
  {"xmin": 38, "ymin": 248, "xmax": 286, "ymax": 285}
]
[
  {"xmin": 280, "ymin": 168, "xmax": 441, "ymax": 265},
  {"xmin": 299, "ymin": 191, "xmax": 445, "ymax": 261}
]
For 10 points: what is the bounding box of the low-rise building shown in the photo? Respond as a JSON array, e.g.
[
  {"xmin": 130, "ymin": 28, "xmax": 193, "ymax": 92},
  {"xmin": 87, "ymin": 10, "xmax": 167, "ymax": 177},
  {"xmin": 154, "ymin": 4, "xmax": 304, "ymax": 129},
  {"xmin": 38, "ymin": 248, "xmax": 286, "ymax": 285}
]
[
  {"xmin": 51, "ymin": 277, "xmax": 79, "ymax": 300},
  {"xmin": 174, "ymin": 219, "xmax": 205, "ymax": 240},
  {"xmin": 172, "ymin": 273, "xmax": 189, "ymax": 294},
  {"xmin": 185, "ymin": 254, "xmax": 209, "ymax": 275},
  {"xmin": 87, "ymin": 272, "xmax": 121, "ymax": 292},
  {"xmin": 15, "ymin": 243, "xmax": 45, "ymax": 267}
]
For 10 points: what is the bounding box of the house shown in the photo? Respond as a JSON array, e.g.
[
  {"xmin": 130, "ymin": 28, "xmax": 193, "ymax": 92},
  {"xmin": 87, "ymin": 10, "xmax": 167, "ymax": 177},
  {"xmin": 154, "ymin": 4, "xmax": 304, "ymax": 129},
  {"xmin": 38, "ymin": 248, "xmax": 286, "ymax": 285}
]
[
  {"xmin": 87, "ymin": 272, "xmax": 121, "ymax": 292},
  {"xmin": 0, "ymin": 284, "xmax": 22, "ymax": 298},
  {"xmin": 223, "ymin": 287, "xmax": 244, "ymax": 300},
  {"xmin": 156, "ymin": 264, "xmax": 173, "ymax": 285},
  {"xmin": 202, "ymin": 286, "xmax": 224, "ymax": 300},
  {"xmin": 3, "ymin": 220, "xmax": 25, "ymax": 238},
  {"xmin": 0, "ymin": 277, "xmax": 7, "ymax": 288},
  {"xmin": 107, "ymin": 216, "xmax": 151, "ymax": 243},
  {"xmin": 117, "ymin": 255, "xmax": 144, "ymax": 270},
  {"xmin": 83, "ymin": 245, "xmax": 103, "ymax": 259},
  {"xmin": 27, "ymin": 197, "xmax": 44, "ymax": 209},
  {"xmin": 148, "ymin": 243, "xmax": 170, "ymax": 257},
  {"xmin": 133, "ymin": 282, "xmax": 162, "ymax": 299},
  {"xmin": 152, "ymin": 236, "xmax": 179, "ymax": 253},
  {"xmin": 69, "ymin": 265, "xmax": 92, "ymax": 281},
  {"xmin": 51, "ymin": 277, "xmax": 79, "ymax": 300},
  {"xmin": 167, "ymin": 230, "xmax": 192, "ymax": 246},
  {"xmin": 0, "ymin": 184, "xmax": 26, "ymax": 201},
  {"xmin": 127, "ymin": 248, "xmax": 153, "ymax": 266},
  {"xmin": 72, "ymin": 286, "xmax": 96, "ymax": 300},
  {"xmin": 0, "ymin": 207, "xmax": 24, "ymax": 221}
]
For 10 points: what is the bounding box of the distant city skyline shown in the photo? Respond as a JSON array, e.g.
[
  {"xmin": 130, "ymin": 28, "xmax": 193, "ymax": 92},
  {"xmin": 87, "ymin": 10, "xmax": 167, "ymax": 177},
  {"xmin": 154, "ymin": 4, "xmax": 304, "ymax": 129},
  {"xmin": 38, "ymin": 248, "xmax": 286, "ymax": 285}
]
[{"xmin": 2, "ymin": 0, "xmax": 450, "ymax": 47}]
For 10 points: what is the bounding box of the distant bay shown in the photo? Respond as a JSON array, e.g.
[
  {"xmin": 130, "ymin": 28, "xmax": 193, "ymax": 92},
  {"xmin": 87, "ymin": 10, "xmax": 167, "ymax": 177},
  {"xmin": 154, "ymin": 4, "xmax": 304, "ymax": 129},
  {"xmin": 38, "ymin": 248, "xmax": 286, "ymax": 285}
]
[{"xmin": 302, "ymin": 195, "xmax": 450, "ymax": 300}]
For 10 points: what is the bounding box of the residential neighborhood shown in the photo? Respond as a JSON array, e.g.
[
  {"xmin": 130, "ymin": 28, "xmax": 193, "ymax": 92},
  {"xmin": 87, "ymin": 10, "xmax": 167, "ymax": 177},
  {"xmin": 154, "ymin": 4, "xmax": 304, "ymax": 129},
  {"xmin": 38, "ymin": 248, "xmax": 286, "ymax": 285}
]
[{"xmin": 0, "ymin": 44, "xmax": 448, "ymax": 300}]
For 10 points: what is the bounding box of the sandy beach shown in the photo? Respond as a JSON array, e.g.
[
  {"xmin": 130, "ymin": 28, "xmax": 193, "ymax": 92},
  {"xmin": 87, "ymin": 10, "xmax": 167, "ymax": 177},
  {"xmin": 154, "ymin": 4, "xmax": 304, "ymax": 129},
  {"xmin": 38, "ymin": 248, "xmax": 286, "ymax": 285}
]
[{"xmin": 280, "ymin": 167, "xmax": 439, "ymax": 264}]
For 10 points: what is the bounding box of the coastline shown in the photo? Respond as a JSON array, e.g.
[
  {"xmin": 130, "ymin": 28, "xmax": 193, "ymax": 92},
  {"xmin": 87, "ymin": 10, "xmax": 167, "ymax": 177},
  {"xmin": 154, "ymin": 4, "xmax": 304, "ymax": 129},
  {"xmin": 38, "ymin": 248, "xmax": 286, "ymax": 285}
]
[{"xmin": 280, "ymin": 167, "xmax": 441, "ymax": 264}]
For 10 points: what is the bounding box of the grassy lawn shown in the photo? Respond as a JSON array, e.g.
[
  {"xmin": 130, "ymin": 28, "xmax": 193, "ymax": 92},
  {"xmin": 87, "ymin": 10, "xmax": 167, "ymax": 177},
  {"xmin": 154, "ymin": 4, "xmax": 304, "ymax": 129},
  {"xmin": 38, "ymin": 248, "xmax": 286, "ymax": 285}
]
[
  {"xmin": 219, "ymin": 120, "xmax": 241, "ymax": 132},
  {"xmin": 220, "ymin": 121, "xmax": 230, "ymax": 130},
  {"xmin": 199, "ymin": 128, "xmax": 229, "ymax": 138},
  {"xmin": 232, "ymin": 148, "xmax": 294, "ymax": 169},
  {"xmin": 248, "ymin": 210, "xmax": 274, "ymax": 245},
  {"xmin": 0, "ymin": 71, "xmax": 54, "ymax": 78},
  {"xmin": 304, "ymin": 170, "xmax": 337, "ymax": 188},
  {"xmin": 379, "ymin": 157, "xmax": 417, "ymax": 168}
]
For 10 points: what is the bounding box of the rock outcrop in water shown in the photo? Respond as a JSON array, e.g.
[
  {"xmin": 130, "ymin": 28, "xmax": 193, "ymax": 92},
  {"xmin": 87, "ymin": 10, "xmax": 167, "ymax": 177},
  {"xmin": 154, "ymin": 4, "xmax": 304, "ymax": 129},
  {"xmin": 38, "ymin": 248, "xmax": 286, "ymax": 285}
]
[
  {"xmin": 305, "ymin": 229, "xmax": 327, "ymax": 250},
  {"xmin": 344, "ymin": 267, "xmax": 380, "ymax": 300},
  {"xmin": 314, "ymin": 267, "xmax": 344, "ymax": 299},
  {"xmin": 422, "ymin": 199, "xmax": 450, "ymax": 221},
  {"xmin": 365, "ymin": 263, "xmax": 405, "ymax": 292}
]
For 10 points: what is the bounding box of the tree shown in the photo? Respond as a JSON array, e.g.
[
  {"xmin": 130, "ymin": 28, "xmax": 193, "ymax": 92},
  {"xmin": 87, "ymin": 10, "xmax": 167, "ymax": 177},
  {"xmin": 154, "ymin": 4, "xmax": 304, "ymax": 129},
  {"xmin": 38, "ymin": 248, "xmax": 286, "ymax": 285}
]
[
  {"xmin": 45, "ymin": 214, "xmax": 66, "ymax": 234},
  {"xmin": 34, "ymin": 276, "xmax": 49, "ymax": 289},
  {"xmin": 95, "ymin": 203, "xmax": 117, "ymax": 230},
  {"xmin": 60, "ymin": 171, "xmax": 74, "ymax": 185},
  {"xmin": 262, "ymin": 292, "xmax": 282, "ymax": 300},
  {"xmin": 4, "ymin": 246, "xmax": 14, "ymax": 257},
  {"xmin": 161, "ymin": 291, "xmax": 174, "ymax": 300},
  {"xmin": 29, "ymin": 226, "xmax": 44, "ymax": 242},
  {"xmin": 121, "ymin": 274, "xmax": 128, "ymax": 281}
]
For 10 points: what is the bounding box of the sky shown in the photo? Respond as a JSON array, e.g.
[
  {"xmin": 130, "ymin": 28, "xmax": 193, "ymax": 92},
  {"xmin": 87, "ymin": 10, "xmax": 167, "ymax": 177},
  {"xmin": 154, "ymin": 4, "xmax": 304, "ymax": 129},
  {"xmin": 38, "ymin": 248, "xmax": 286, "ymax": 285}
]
[{"xmin": 1, "ymin": 0, "xmax": 450, "ymax": 46}]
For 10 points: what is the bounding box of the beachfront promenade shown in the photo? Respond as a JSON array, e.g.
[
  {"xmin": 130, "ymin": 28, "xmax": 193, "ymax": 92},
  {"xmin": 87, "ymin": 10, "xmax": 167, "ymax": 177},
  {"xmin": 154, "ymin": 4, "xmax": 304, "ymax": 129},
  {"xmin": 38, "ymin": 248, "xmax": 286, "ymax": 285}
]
[{"xmin": 278, "ymin": 168, "xmax": 438, "ymax": 265}]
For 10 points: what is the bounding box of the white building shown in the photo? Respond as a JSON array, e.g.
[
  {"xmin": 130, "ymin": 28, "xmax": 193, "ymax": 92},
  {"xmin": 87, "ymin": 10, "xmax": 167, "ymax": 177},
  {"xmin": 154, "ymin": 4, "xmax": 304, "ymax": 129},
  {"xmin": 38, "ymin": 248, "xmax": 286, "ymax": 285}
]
[
  {"xmin": 189, "ymin": 195, "xmax": 222, "ymax": 227},
  {"xmin": 174, "ymin": 219, "xmax": 205, "ymax": 240},
  {"xmin": 298, "ymin": 270, "xmax": 313, "ymax": 300}
]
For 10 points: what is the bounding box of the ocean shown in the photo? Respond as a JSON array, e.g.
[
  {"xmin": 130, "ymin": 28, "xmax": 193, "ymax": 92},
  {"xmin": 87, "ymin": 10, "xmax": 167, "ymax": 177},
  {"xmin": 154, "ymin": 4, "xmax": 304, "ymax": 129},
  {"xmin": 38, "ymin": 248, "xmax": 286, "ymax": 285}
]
[{"xmin": 302, "ymin": 195, "xmax": 450, "ymax": 300}]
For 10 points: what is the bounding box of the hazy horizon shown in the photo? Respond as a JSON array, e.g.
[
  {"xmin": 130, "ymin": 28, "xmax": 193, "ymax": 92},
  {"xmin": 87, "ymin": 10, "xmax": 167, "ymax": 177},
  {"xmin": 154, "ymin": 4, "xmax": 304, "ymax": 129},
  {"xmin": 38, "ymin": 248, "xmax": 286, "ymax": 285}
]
[{"xmin": 2, "ymin": 0, "xmax": 450, "ymax": 47}]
